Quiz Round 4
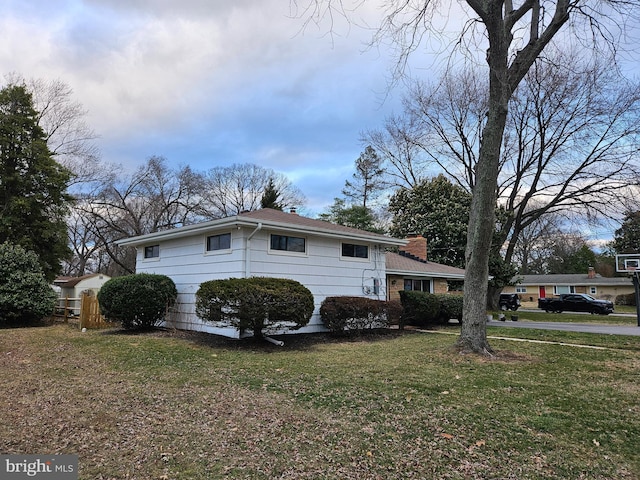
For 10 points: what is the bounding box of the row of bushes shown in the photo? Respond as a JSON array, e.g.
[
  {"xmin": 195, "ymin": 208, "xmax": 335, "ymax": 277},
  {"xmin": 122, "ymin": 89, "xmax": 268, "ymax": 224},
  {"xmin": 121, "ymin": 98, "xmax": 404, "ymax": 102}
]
[
  {"xmin": 97, "ymin": 274, "xmax": 460, "ymax": 335},
  {"xmin": 319, "ymin": 296, "xmax": 402, "ymax": 334}
]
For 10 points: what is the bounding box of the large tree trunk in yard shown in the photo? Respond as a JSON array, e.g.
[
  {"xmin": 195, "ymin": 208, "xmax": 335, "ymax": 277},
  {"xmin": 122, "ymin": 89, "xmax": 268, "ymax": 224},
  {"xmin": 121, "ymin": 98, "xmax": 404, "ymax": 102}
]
[{"xmin": 457, "ymin": 12, "xmax": 510, "ymax": 355}]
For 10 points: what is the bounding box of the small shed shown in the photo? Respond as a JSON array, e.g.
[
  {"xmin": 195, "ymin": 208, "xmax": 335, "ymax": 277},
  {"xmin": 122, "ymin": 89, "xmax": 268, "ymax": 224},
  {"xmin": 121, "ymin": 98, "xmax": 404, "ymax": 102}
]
[{"xmin": 53, "ymin": 273, "xmax": 111, "ymax": 300}]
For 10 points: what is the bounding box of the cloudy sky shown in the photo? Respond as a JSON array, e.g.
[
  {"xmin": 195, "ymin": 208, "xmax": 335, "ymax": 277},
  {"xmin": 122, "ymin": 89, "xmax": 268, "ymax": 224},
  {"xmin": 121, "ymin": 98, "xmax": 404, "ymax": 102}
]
[{"xmin": 1, "ymin": 0, "xmax": 467, "ymax": 214}]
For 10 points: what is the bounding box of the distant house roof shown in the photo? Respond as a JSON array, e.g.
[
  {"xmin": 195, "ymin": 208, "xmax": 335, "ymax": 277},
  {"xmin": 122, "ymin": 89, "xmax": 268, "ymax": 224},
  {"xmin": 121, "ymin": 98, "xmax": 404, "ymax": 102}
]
[
  {"xmin": 116, "ymin": 208, "xmax": 407, "ymax": 248},
  {"xmin": 516, "ymin": 273, "xmax": 632, "ymax": 287},
  {"xmin": 53, "ymin": 273, "xmax": 109, "ymax": 288},
  {"xmin": 385, "ymin": 252, "xmax": 465, "ymax": 279}
]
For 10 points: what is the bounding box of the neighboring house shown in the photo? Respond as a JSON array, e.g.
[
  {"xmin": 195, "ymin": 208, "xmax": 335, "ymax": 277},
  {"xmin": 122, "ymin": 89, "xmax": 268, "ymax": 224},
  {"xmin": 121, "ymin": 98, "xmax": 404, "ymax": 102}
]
[
  {"xmin": 116, "ymin": 208, "xmax": 465, "ymax": 338},
  {"xmin": 52, "ymin": 273, "xmax": 112, "ymax": 315},
  {"xmin": 386, "ymin": 234, "xmax": 465, "ymax": 301},
  {"xmin": 53, "ymin": 273, "xmax": 112, "ymax": 299},
  {"xmin": 502, "ymin": 267, "xmax": 634, "ymax": 303}
]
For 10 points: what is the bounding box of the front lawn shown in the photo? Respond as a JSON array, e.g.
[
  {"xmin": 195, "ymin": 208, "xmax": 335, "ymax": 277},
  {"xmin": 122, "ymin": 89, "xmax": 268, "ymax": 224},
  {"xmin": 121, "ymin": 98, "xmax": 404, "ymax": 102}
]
[{"xmin": 1, "ymin": 324, "xmax": 639, "ymax": 479}]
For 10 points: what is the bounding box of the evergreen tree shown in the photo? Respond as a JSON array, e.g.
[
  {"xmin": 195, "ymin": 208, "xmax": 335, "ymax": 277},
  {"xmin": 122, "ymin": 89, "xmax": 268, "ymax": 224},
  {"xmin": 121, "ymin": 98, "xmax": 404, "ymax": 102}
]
[
  {"xmin": 613, "ymin": 211, "xmax": 640, "ymax": 254},
  {"xmin": 319, "ymin": 198, "xmax": 384, "ymax": 233},
  {"xmin": 260, "ymin": 178, "xmax": 283, "ymax": 210},
  {"xmin": 388, "ymin": 175, "xmax": 471, "ymax": 268},
  {"xmin": 0, "ymin": 84, "xmax": 72, "ymax": 280}
]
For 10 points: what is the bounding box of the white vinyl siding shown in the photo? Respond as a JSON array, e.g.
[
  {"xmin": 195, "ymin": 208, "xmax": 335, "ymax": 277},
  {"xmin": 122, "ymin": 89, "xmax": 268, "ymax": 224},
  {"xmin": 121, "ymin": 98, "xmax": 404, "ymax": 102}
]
[{"xmin": 134, "ymin": 226, "xmax": 386, "ymax": 337}]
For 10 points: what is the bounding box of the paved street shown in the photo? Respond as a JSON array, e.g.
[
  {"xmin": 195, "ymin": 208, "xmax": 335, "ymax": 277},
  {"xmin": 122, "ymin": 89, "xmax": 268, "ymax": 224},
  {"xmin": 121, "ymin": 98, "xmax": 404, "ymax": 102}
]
[{"xmin": 487, "ymin": 320, "xmax": 640, "ymax": 336}]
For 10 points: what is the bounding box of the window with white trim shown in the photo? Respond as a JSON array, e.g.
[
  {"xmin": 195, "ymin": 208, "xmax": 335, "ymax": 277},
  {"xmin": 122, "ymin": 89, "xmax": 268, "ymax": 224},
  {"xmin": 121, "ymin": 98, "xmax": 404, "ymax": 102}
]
[
  {"xmin": 590, "ymin": 286, "xmax": 597, "ymax": 295},
  {"xmin": 554, "ymin": 285, "xmax": 576, "ymax": 295},
  {"xmin": 342, "ymin": 243, "xmax": 369, "ymax": 259},
  {"xmin": 206, "ymin": 233, "xmax": 231, "ymax": 252},
  {"xmin": 404, "ymin": 279, "xmax": 431, "ymax": 293},
  {"xmin": 144, "ymin": 245, "xmax": 159, "ymax": 258},
  {"xmin": 515, "ymin": 286, "xmax": 527, "ymax": 293},
  {"xmin": 270, "ymin": 234, "xmax": 306, "ymax": 253}
]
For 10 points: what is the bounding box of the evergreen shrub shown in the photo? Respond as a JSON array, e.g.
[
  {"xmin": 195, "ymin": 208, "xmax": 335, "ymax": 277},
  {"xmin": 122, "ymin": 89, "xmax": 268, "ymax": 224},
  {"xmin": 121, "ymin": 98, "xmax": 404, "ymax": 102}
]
[
  {"xmin": 399, "ymin": 290, "xmax": 463, "ymax": 326},
  {"xmin": 195, "ymin": 277, "xmax": 314, "ymax": 338},
  {"xmin": 0, "ymin": 242, "xmax": 57, "ymax": 325},
  {"xmin": 320, "ymin": 296, "xmax": 391, "ymax": 334},
  {"xmin": 98, "ymin": 273, "xmax": 177, "ymax": 330}
]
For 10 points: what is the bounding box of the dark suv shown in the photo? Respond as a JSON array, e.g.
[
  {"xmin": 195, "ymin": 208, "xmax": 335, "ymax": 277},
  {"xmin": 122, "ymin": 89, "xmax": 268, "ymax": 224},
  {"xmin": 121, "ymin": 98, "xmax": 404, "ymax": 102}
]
[{"xmin": 499, "ymin": 293, "xmax": 521, "ymax": 311}]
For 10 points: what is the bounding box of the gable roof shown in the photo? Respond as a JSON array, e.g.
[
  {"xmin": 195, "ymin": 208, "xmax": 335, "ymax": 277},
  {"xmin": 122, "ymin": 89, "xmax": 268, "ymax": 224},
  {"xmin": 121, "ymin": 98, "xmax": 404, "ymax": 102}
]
[
  {"xmin": 516, "ymin": 273, "xmax": 633, "ymax": 287},
  {"xmin": 116, "ymin": 208, "xmax": 407, "ymax": 247},
  {"xmin": 385, "ymin": 252, "xmax": 465, "ymax": 279}
]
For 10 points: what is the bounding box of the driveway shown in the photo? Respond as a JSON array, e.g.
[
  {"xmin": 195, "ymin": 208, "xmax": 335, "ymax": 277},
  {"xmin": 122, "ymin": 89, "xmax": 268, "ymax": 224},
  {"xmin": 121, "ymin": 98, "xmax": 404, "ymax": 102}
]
[{"xmin": 487, "ymin": 320, "xmax": 640, "ymax": 336}]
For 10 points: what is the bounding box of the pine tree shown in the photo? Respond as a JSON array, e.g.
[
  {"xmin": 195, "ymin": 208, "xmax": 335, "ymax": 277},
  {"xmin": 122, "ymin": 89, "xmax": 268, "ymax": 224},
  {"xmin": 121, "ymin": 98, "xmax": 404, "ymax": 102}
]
[
  {"xmin": 0, "ymin": 84, "xmax": 73, "ymax": 280},
  {"xmin": 260, "ymin": 178, "xmax": 283, "ymax": 210}
]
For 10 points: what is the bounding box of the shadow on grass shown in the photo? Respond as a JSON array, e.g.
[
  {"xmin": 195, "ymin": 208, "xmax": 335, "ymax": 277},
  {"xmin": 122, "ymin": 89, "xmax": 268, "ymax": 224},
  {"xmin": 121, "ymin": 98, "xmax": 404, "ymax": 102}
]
[{"xmin": 99, "ymin": 325, "xmax": 415, "ymax": 352}]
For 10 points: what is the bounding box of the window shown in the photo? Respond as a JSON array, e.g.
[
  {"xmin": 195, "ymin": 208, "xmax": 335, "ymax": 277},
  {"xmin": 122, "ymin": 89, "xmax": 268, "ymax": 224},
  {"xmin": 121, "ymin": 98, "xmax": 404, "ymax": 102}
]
[
  {"xmin": 270, "ymin": 234, "xmax": 306, "ymax": 253},
  {"xmin": 404, "ymin": 279, "xmax": 431, "ymax": 293},
  {"xmin": 515, "ymin": 286, "xmax": 527, "ymax": 293},
  {"xmin": 206, "ymin": 233, "xmax": 231, "ymax": 252},
  {"xmin": 144, "ymin": 245, "xmax": 159, "ymax": 258},
  {"xmin": 554, "ymin": 285, "xmax": 576, "ymax": 295},
  {"xmin": 342, "ymin": 243, "xmax": 369, "ymax": 259},
  {"xmin": 590, "ymin": 286, "xmax": 597, "ymax": 295}
]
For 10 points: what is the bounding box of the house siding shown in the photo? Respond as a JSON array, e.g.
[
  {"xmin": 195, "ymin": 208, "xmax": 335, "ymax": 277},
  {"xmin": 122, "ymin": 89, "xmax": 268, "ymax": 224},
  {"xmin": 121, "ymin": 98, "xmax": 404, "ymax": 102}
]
[{"xmin": 135, "ymin": 226, "xmax": 386, "ymax": 337}]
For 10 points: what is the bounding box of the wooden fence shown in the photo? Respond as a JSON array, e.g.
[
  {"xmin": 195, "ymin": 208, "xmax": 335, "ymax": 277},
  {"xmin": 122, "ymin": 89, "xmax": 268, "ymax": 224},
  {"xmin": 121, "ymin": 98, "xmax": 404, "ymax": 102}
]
[{"xmin": 53, "ymin": 294, "xmax": 109, "ymax": 329}]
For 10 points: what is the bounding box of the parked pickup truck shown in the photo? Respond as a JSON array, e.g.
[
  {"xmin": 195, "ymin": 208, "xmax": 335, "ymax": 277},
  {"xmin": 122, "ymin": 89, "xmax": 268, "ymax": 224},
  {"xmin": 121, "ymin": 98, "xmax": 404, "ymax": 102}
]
[{"xmin": 538, "ymin": 293, "xmax": 614, "ymax": 315}]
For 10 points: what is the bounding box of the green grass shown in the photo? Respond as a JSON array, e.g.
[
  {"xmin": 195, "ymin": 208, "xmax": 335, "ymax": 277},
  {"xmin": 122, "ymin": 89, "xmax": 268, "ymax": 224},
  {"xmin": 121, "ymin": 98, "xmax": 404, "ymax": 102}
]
[
  {"xmin": 1, "ymin": 324, "xmax": 639, "ymax": 479},
  {"xmin": 492, "ymin": 308, "xmax": 638, "ymax": 325}
]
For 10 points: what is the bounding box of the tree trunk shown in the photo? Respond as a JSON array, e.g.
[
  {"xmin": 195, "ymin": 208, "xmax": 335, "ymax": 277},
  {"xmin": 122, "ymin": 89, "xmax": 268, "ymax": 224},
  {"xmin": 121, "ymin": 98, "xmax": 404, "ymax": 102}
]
[{"xmin": 457, "ymin": 13, "xmax": 510, "ymax": 355}]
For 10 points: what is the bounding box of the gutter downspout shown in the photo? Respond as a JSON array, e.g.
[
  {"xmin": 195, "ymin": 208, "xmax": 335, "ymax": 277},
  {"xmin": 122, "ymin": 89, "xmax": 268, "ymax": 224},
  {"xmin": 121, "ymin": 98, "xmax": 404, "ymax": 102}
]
[{"xmin": 245, "ymin": 222, "xmax": 262, "ymax": 278}]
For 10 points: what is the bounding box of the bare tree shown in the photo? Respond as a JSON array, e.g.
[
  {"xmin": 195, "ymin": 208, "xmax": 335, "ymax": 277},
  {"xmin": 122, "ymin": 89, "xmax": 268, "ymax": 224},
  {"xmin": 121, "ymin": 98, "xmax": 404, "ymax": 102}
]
[
  {"xmin": 200, "ymin": 163, "xmax": 306, "ymax": 218},
  {"xmin": 363, "ymin": 114, "xmax": 430, "ymax": 189},
  {"xmin": 512, "ymin": 210, "xmax": 564, "ymax": 275},
  {"xmin": 4, "ymin": 75, "xmax": 109, "ymax": 189},
  {"xmin": 372, "ymin": 49, "xmax": 640, "ymax": 306},
  {"xmin": 76, "ymin": 157, "xmax": 205, "ymax": 274},
  {"xmin": 297, "ymin": 0, "xmax": 638, "ymax": 353},
  {"xmin": 342, "ymin": 146, "xmax": 385, "ymax": 208}
]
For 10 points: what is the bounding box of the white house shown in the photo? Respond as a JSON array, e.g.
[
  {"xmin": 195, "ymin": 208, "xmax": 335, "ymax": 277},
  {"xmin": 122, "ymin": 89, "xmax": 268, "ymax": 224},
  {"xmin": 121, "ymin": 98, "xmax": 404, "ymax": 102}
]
[{"xmin": 116, "ymin": 208, "xmax": 465, "ymax": 338}]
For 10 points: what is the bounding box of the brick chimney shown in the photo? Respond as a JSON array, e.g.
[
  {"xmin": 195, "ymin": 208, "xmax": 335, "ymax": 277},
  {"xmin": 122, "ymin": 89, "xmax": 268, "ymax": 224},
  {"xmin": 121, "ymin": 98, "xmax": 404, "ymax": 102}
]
[
  {"xmin": 588, "ymin": 266, "xmax": 596, "ymax": 279},
  {"xmin": 401, "ymin": 234, "xmax": 428, "ymax": 262}
]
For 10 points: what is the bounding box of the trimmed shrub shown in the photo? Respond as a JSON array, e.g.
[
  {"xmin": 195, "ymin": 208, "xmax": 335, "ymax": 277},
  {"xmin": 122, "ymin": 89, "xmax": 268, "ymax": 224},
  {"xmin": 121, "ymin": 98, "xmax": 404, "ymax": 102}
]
[
  {"xmin": 320, "ymin": 296, "xmax": 391, "ymax": 334},
  {"xmin": 195, "ymin": 277, "xmax": 314, "ymax": 338},
  {"xmin": 399, "ymin": 291, "xmax": 463, "ymax": 326},
  {"xmin": 98, "ymin": 273, "xmax": 177, "ymax": 330},
  {"xmin": 615, "ymin": 293, "xmax": 637, "ymax": 306},
  {"xmin": 399, "ymin": 290, "xmax": 440, "ymax": 326},
  {"xmin": 438, "ymin": 294, "xmax": 464, "ymax": 324},
  {"xmin": 0, "ymin": 242, "xmax": 57, "ymax": 325}
]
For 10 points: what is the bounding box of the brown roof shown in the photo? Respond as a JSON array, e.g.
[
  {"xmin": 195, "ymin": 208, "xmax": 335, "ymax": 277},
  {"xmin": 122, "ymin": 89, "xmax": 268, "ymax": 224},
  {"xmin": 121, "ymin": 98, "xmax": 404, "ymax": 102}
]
[
  {"xmin": 385, "ymin": 252, "xmax": 465, "ymax": 278},
  {"xmin": 237, "ymin": 208, "xmax": 397, "ymax": 241},
  {"xmin": 53, "ymin": 273, "xmax": 108, "ymax": 288},
  {"xmin": 117, "ymin": 208, "xmax": 406, "ymax": 247}
]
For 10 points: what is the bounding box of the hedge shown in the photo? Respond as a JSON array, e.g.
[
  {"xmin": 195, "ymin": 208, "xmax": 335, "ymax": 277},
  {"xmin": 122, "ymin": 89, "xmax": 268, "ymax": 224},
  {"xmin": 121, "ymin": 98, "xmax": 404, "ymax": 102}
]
[
  {"xmin": 319, "ymin": 296, "xmax": 396, "ymax": 334},
  {"xmin": 195, "ymin": 277, "xmax": 314, "ymax": 338},
  {"xmin": 399, "ymin": 290, "xmax": 463, "ymax": 327},
  {"xmin": 97, "ymin": 273, "xmax": 177, "ymax": 330}
]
